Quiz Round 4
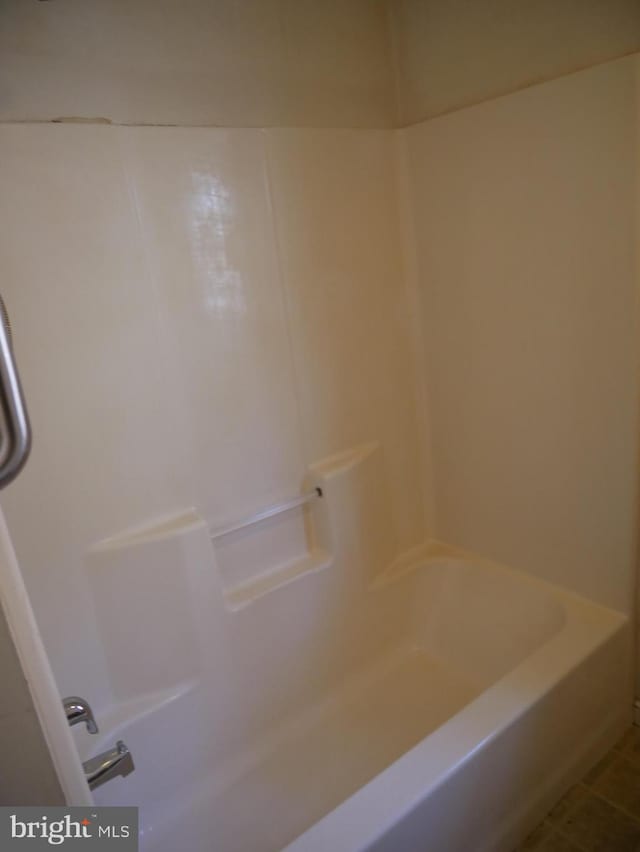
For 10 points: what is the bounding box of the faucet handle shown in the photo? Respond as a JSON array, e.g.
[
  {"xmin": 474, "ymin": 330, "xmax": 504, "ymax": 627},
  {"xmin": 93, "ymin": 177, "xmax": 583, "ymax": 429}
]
[{"xmin": 62, "ymin": 696, "xmax": 99, "ymax": 734}]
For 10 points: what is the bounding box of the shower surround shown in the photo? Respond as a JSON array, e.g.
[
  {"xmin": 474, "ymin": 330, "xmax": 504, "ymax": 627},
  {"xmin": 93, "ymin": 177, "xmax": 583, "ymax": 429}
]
[{"xmin": 0, "ymin": 14, "xmax": 637, "ymax": 852}]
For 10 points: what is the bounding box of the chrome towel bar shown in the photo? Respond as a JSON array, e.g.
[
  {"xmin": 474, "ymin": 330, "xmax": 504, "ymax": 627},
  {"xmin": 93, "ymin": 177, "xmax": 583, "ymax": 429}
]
[
  {"xmin": 0, "ymin": 295, "xmax": 30, "ymax": 489},
  {"xmin": 210, "ymin": 487, "xmax": 322, "ymax": 541}
]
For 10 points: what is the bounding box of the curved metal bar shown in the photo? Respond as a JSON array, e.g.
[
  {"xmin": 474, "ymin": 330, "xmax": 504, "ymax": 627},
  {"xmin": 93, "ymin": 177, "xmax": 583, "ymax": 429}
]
[
  {"xmin": 63, "ymin": 695, "xmax": 99, "ymax": 735},
  {"xmin": 0, "ymin": 296, "xmax": 30, "ymax": 489}
]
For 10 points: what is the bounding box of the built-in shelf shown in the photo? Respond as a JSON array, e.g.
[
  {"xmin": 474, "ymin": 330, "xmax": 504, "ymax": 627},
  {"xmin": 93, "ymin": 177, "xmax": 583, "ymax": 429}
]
[{"xmin": 225, "ymin": 549, "xmax": 332, "ymax": 611}]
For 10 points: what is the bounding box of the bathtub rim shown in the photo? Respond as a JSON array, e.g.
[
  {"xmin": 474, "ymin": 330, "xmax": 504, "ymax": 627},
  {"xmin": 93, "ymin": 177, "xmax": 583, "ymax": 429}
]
[{"xmin": 282, "ymin": 562, "xmax": 629, "ymax": 852}]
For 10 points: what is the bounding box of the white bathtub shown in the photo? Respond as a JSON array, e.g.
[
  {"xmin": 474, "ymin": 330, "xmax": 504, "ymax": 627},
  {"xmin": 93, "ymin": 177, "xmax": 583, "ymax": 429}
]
[
  {"xmin": 108, "ymin": 550, "xmax": 628, "ymax": 852},
  {"xmin": 85, "ymin": 448, "xmax": 629, "ymax": 852},
  {"xmin": 282, "ymin": 556, "xmax": 630, "ymax": 852}
]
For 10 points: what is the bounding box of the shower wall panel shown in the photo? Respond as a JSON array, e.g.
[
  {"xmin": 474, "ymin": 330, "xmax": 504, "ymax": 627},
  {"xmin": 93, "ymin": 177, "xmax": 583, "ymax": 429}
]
[{"xmin": 0, "ymin": 123, "xmax": 428, "ymax": 709}]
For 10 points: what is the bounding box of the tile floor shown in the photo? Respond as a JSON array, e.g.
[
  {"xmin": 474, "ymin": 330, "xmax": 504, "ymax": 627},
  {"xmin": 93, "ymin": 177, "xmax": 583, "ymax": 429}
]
[{"xmin": 516, "ymin": 728, "xmax": 640, "ymax": 851}]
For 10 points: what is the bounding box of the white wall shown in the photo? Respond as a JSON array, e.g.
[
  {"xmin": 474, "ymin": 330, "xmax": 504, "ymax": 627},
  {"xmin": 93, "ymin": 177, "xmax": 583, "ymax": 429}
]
[
  {"xmin": 402, "ymin": 56, "xmax": 639, "ymax": 613},
  {"xmin": 389, "ymin": 0, "xmax": 640, "ymax": 124},
  {"xmin": 0, "ymin": 0, "xmax": 394, "ymax": 128},
  {"xmin": 0, "ymin": 122, "xmax": 427, "ymax": 710},
  {"xmin": 4, "ymin": 1, "xmax": 639, "ymax": 129},
  {"xmin": 0, "ymin": 603, "xmax": 63, "ymax": 804}
]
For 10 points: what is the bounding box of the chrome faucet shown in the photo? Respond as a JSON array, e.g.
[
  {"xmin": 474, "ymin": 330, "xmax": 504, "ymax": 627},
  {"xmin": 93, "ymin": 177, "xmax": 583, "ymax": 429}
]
[
  {"xmin": 83, "ymin": 741, "xmax": 135, "ymax": 791},
  {"xmin": 63, "ymin": 696, "xmax": 99, "ymax": 734},
  {"xmin": 62, "ymin": 695, "xmax": 135, "ymax": 790}
]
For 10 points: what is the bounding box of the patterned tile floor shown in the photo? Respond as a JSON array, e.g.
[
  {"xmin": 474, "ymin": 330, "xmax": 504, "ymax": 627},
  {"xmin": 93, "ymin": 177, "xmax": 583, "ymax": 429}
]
[{"xmin": 516, "ymin": 728, "xmax": 640, "ymax": 851}]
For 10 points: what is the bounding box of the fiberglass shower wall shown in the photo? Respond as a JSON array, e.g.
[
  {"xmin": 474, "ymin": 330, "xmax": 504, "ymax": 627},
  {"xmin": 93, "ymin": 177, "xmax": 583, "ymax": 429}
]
[
  {"xmin": 0, "ymin": 1, "xmax": 429, "ymax": 718},
  {"xmin": 395, "ymin": 55, "xmax": 640, "ymax": 699}
]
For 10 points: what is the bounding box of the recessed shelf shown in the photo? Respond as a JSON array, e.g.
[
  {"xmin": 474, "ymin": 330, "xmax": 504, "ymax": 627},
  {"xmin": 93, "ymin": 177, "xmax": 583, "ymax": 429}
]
[{"xmin": 224, "ymin": 549, "xmax": 332, "ymax": 611}]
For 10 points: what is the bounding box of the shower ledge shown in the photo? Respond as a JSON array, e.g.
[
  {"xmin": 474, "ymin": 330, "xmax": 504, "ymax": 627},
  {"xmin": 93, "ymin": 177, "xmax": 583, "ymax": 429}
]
[
  {"xmin": 224, "ymin": 549, "xmax": 332, "ymax": 611},
  {"xmin": 80, "ymin": 680, "xmax": 196, "ymax": 760},
  {"xmin": 371, "ymin": 538, "xmax": 469, "ymax": 590}
]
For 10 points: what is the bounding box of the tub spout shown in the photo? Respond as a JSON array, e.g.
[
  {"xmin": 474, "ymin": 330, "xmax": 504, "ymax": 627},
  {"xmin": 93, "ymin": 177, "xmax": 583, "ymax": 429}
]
[{"xmin": 83, "ymin": 741, "xmax": 134, "ymax": 791}]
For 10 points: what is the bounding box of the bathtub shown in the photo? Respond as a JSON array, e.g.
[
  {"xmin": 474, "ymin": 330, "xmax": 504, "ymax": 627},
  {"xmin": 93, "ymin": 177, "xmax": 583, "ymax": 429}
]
[
  {"xmin": 283, "ymin": 556, "xmax": 630, "ymax": 852},
  {"xmin": 105, "ymin": 547, "xmax": 628, "ymax": 852},
  {"xmin": 83, "ymin": 448, "xmax": 629, "ymax": 852}
]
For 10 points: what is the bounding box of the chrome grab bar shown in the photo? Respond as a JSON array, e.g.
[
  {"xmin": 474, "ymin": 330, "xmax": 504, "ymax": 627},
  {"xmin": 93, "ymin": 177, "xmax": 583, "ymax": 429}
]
[
  {"xmin": 210, "ymin": 487, "xmax": 322, "ymax": 541},
  {"xmin": 0, "ymin": 296, "xmax": 30, "ymax": 489}
]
